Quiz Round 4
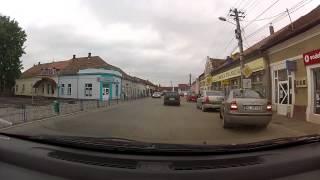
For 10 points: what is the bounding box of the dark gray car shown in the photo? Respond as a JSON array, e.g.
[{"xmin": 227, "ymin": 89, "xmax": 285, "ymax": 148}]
[
  {"xmin": 220, "ymin": 89, "xmax": 272, "ymax": 128},
  {"xmin": 163, "ymin": 92, "xmax": 180, "ymax": 106}
]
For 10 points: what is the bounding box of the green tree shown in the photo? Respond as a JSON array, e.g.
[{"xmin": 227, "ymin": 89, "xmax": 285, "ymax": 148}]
[{"xmin": 0, "ymin": 15, "xmax": 27, "ymax": 94}]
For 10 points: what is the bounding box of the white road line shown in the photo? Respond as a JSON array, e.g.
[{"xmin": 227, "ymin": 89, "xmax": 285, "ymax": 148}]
[{"xmin": 0, "ymin": 118, "xmax": 13, "ymax": 126}]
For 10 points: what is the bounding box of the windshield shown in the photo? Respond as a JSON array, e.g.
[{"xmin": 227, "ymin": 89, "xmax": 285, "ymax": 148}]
[{"xmin": 0, "ymin": 0, "xmax": 319, "ymax": 153}]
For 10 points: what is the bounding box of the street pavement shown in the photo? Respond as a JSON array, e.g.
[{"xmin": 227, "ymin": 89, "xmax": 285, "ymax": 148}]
[{"xmin": 2, "ymin": 97, "xmax": 320, "ymax": 145}]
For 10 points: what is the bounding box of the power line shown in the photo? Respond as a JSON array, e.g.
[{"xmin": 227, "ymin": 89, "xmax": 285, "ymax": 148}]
[
  {"xmin": 244, "ymin": 0, "xmax": 314, "ymax": 41},
  {"xmin": 244, "ymin": 0, "xmax": 282, "ymax": 29}
]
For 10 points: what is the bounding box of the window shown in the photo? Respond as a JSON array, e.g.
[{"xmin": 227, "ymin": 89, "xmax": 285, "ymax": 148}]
[
  {"xmin": 47, "ymin": 84, "xmax": 51, "ymax": 94},
  {"xmin": 52, "ymin": 85, "xmax": 55, "ymax": 94},
  {"xmin": 60, "ymin": 84, "xmax": 65, "ymax": 95},
  {"xmin": 67, "ymin": 84, "xmax": 72, "ymax": 95},
  {"xmin": 42, "ymin": 85, "xmax": 45, "ymax": 94},
  {"xmin": 16, "ymin": 85, "xmax": 18, "ymax": 92},
  {"xmin": 233, "ymin": 89, "xmax": 263, "ymax": 99},
  {"xmin": 116, "ymin": 84, "xmax": 119, "ymax": 97},
  {"xmin": 22, "ymin": 84, "xmax": 25, "ymax": 92},
  {"xmin": 85, "ymin": 83, "xmax": 92, "ymax": 97}
]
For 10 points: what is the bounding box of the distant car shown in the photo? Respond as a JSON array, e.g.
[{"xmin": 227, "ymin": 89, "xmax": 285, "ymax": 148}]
[
  {"xmin": 152, "ymin": 92, "xmax": 162, "ymax": 98},
  {"xmin": 220, "ymin": 89, "xmax": 272, "ymax": 129},
  {"xmin": 186, "ymin": 92, "xmax": 197, "ymax": 102},
  {"xmin": 196, "ymin": 90, "xmax": 224, "ymax": 112},
  {"xmin": 163, "ymin": 91, "xmax": 180, "ymax": 106}
]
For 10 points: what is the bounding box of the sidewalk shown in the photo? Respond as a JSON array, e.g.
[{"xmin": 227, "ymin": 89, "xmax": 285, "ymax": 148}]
[{"xmin": 271, "ymin": 114, "xmax": 320, "ymax": 135}]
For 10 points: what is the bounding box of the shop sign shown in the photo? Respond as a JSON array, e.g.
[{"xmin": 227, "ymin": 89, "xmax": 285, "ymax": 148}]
[
  {"xmin": 304, "ymin": 49, "xmax": 320, "ymax": 66},
  {"xmin": 97, "ymin": 77, "xmax": 115, "ymax": 83},
  {"xmin": 212, "ymin": 58, "xmax": 264, "ymax": 82},
  {"xmin": 243, "ymin": 79, "xmax": 252, "ymax": 89},
  {"xmin": 221, "ymin": 80, "xmax": 229, "ymax": 85}
]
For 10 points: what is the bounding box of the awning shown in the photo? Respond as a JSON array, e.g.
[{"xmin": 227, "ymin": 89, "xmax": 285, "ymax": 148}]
[{"xmin": 33, "ymin": 77, "xmax": 57, "ymax": 88}]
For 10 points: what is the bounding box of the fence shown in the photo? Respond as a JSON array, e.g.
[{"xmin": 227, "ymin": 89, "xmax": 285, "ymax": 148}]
[{"xmin": 0, "ymin": 96, "xmax": 147, "ymax": 129}]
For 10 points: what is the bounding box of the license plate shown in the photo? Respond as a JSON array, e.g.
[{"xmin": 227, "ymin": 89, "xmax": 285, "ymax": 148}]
[
  {"xmin": 169, "ymin": 98, "xmax": 175, "ymax": 101},
  {"xmin": 244, "ymin": 106, "xmax": 262, "ymax": 111}
]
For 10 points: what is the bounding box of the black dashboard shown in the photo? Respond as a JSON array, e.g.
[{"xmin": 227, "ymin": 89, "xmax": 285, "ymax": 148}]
[{"xmin": 1, "ymin": 134, "xmax": 320, "ymax": 180}]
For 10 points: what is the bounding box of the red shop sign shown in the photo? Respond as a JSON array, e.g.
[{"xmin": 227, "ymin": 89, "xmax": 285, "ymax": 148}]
[{"xmin": 304, "ymin": 49, "xmax": 320, "ymax": 66}]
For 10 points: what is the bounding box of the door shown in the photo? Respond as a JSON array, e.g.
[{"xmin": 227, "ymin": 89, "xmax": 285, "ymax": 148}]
[
  {"xmin": 277, "ymin": 81, "xmax": 289, "ymax": 115},
  {"xmin": 102, "ymin": 87, "xmax": 110, "ymax": 101}
]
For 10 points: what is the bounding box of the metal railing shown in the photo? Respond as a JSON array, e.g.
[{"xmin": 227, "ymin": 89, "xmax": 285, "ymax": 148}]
[{"xmin": 0, "ymin": 95, "xmax": 149, "ymax": 129}]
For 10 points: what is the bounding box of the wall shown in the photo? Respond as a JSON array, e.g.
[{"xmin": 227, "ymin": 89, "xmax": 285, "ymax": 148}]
[
  {"xmin": 58, "ymin": 76, "xmax": 79, "ymax": 99},
  {"xmin": 78, "ymin": 75, "xmax": 100, "ymax": 100},
  {"xmin": 15, "ymin": 77, "xmax": 41, "ymax": 96}
]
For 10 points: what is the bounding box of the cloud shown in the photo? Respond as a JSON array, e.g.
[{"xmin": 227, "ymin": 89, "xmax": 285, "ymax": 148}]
[{"xmin": 2, "ymin": 0, "xmax": 316, "ymax": 86}]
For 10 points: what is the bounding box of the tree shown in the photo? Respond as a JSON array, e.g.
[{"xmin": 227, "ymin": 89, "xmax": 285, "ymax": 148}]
[{"xmin": 0, "ymin": 15, "xmax": 27, "ymax": 94}]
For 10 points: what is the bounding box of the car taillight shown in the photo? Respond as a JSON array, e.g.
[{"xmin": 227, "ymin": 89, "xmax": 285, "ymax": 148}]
[
  {"xmin": 205, "ymin": 96, "xmax": 209, "ymax": 103},
  {"xmin": 230, "ymin": 101, "xmax": 238, "ymax": 110},
  {"xmin": 267, "ymin": 102, "xmax": 272, "ymax": 111}
]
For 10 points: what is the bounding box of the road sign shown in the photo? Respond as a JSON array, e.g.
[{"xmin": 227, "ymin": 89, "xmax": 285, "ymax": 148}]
[
  {"xmin": 242, "ymin": 65, "xmax": 253, "ymax": 78},
  {"xmin": 243, "ymin": 79, "xmax": 252, "ymax": 89}
]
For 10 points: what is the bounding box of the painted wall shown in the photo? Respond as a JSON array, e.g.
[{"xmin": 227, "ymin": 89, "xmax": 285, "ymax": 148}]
[
  {"xmin": 15, "ymin": 77, "xmax": 41, "ymax": 96},
  {"xmin": 58, "ymin": 76, "xmax": 79, "ymax": 99}
]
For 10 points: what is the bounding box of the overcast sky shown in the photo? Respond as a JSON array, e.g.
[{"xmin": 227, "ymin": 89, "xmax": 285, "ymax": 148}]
[{"xmin": 0, "ymin": 0, "xmax": 318, "ymax": 86}]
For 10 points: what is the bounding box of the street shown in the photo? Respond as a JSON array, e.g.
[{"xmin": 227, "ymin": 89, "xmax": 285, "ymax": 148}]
[{"xmin": 2, "ymin": 97, "xmax": 320, "ymax": 145}]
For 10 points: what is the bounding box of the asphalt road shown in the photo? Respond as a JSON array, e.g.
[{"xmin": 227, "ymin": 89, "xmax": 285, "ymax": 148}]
[{"xmin": 2, "ymin": 97, "xmax": 317, "ymax": 145}]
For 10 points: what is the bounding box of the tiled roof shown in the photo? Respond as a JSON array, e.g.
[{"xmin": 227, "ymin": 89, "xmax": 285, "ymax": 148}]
[
  {"xmin": 21, "ymin": 55, "xmax": 157, "ymax": 86},
  {"xmin": 208, "ymin": 58, "xmax": 225, "ymax": 69},
  {"xmin": 21, "ymin": 60, "xmax": 70, "ymax": 78}
]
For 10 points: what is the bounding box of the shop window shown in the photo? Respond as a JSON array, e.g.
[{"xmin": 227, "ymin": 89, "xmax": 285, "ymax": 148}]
[
  {"xmin": 85, "ymin": 83, "xmax": 92, "ymax": 97},
  {"xmin": 313, "ymin": 68, "xmax": 320, "ymax": 114}
]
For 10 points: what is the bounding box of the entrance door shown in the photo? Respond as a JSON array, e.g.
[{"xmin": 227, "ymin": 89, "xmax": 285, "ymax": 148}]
[
  {"xmin": 102, "ymin": 87, "xmax": 110, "ymax": 101},
  {"xmin": 278, "ymin": 81, "xmax": 289, "ymax": 115}
]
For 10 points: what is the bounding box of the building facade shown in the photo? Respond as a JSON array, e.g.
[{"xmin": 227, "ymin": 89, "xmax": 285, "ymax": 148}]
[{"xmin": 15, "ymin": 54, "xmax": 156, "ymax": 101}]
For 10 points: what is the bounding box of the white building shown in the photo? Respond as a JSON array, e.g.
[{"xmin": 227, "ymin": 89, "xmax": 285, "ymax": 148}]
[{"xmin": 15, "ymin": 54, "xmax": 122, "ymax": 100}]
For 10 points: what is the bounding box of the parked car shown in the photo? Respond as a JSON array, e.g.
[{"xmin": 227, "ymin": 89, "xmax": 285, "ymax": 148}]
[
  {"xmin": 152, "ymin": 92, "xmax": 162, "ymax": 98},
  {"xmin": 220, "ymin": 89, "xmax": 272, "ymax": 128},
  {"xmin": 163, "ymin": 91, "xmax": 180, "ymax": 106},
  {"xmin": 196, "ymin": 90, "xmax": 224, "ymax": 112},
  {"xmin": 186, "ymin": 92, "xmax": 197, "ymax": 102}
]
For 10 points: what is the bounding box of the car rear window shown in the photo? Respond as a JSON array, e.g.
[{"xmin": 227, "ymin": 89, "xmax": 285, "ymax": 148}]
[
  {"xmin": 206, "ymin": 91, "xmax": 224, "ymax": 96},
  {"xmin": 233, "ymin": 89, "xmax": 263, "ymax": 99},
  {"xmin": 165, "ymin": 92, "xmax": 178, "ymax": 96}
]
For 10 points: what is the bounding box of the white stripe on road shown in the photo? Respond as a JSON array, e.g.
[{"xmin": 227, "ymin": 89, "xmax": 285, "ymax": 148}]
[{"xmin": 0, "ymin": 118, "xmax": 13, "ymax": 126}]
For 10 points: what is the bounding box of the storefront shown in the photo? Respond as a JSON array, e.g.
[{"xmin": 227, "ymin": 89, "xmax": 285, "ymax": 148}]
[
  {"xmin": 305, "ymin": 49, "xmax": 320, "ymax": 123},
  {"xmin": 270, "ymin": 57, "xmax": 298, "ymax": 117},
  {"xmin": 211, "ymin": 57, "xmax": 267, "ymax": 96}
]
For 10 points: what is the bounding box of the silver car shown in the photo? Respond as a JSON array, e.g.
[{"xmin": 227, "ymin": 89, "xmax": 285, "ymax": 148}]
[
  {"xmin": 220, "ymin": 89, "xmax": 272, "ymax": 128},
  {"xmin": 196, "ymin": 91, "xmax": 224, "ymax": 112}
]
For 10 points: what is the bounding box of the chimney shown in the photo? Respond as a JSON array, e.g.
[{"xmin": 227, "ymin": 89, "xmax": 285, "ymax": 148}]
[
  {"xmin": 38, "ymin": 62, "xmax": 41, "ymax": 65},
  {"xmin": 73, "ymin": 54, "xmax": 76, "ymax": 59},
  {"xmin": 88, "ymin": 52, "xmax": 92, "ymax": 58},
  {"xmin": 269, "ymin": 23, "xmax": 275, "ymax": 35}
]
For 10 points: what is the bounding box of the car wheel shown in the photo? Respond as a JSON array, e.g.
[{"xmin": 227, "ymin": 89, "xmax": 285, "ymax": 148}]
[{"xmin": 222, "ymin": 111, "xmax": 231, "ymax": 129}]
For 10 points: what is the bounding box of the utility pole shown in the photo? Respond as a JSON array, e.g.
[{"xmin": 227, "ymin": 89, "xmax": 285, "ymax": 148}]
[
  {"xmin": 229, "ymin": 8, "xmax": 245, "ymax": 89},
  {"xmin": 286, "ymin": 8, "xmax": 294, "ymax": 31}
]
